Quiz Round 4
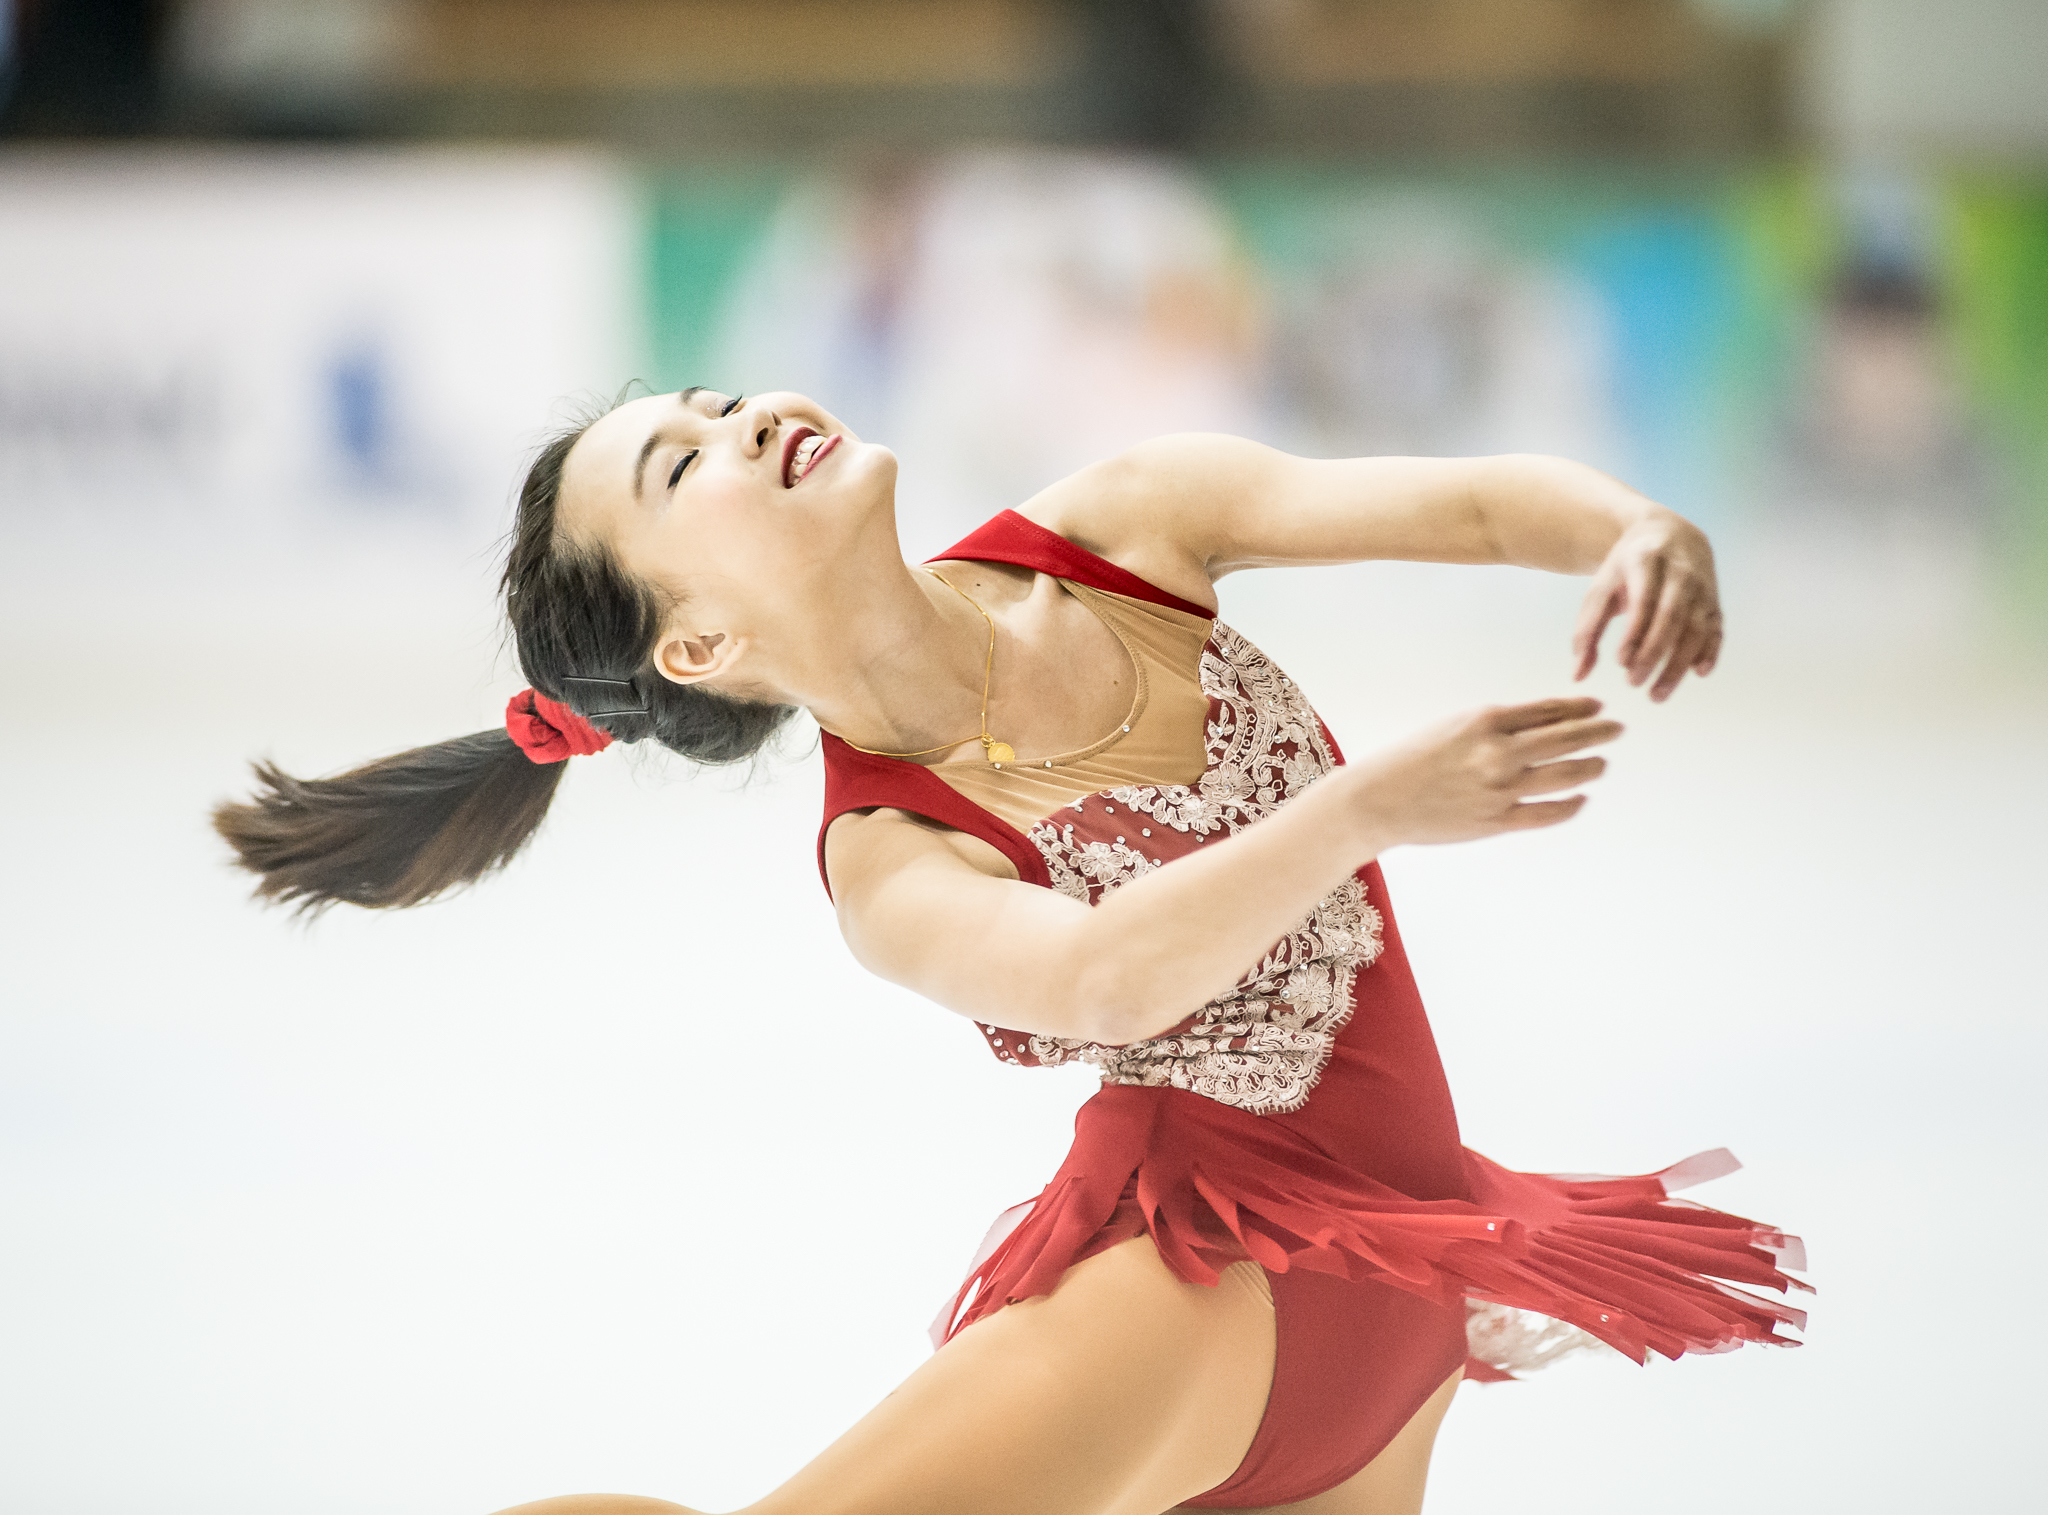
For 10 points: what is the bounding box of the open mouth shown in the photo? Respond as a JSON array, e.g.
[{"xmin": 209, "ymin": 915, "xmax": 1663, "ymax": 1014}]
[{"xmin": 781, "ymin": 427, "xmax": 839, "ymax": 488}]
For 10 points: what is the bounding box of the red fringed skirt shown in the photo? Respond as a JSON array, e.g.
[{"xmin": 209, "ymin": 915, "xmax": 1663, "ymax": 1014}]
[{"xmin": 932, "ymin": 920, "xmax": 1808, "ymax": 1511}]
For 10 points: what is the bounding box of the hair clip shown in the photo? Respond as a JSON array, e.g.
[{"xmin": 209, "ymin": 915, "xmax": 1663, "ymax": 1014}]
[{"xmin": 561, "ymin": 675, "xmax": 649, "ymax": 719}]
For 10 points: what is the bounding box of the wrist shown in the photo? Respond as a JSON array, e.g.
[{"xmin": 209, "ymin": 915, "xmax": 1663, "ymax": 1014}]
[
  {"xmin": 1481, "ymin": 455, "xmax": 1669, "ymax": 573},
  {"xmin": 1626, "ymin": 504, "xmax": 1686, "ymax": 535},
  {"xmin": 1622, "ymin": 510, "xmax": 1711, "ymax": 569},
  {"xmin": 1325, "ymin": 764, "xmax": 1403, "ymax": 858}
]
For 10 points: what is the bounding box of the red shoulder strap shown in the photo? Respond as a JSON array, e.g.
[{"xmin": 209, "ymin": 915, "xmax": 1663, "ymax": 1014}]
[
  {"xmin": 928, "ymin": 510, "xmax": 1215, "ymax": 620},
  {"xmin": 817, "ymin": 733, "xmax": 1052, "ymax": 899},
  {"xmin": 818, "ymin": 511, "xmax": 1209, "ymax": 897}
]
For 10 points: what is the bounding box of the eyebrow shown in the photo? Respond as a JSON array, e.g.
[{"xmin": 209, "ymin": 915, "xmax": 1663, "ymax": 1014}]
[{"xmin": 631, "ymin": 387, "xmax": 708, "ymax": 500}]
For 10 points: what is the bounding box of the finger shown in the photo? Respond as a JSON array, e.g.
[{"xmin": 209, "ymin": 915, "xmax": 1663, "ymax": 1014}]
[
  {"xmin": 1511, "ymin": 755, "xmax": 1607, "ymax": 798},
  {"xmin": 1693, "ymin": 621, "xmax": 1723, "ymax": 676},
  {"xmin": 1570, "ymin": 573, "xmax": 1624, "ymax": 681},
  {"xmin": 1499, "ymin": 794, "xmax": 1588, "ymax": 831},
  {"xmin": 1649, "ymin": 617, "xmax": 1714, "ymax": 702},
  {"xmin": 1487, "ymin": 696, "xmax": 1604, "ymax": 735},
  {"xmin": 1511, "ymin": 716, "xmax": 1626, "ymax": 762},
  {"xmin": 1612, "ymin": 554, "xmax": 1665, "ymax": 679},
  {"xmin": 1628, "ymin": 574, "xmax": 1692, "ymax": 687}
]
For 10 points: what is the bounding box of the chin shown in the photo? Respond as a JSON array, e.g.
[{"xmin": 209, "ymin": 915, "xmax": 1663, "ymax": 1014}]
[
  {"xmin": 823, "ymin": 440, "xmax": 899, "ymax": 520},
  {"xmin": 848, "ymin": 439, "xmax": 898, "ymax": 483}
]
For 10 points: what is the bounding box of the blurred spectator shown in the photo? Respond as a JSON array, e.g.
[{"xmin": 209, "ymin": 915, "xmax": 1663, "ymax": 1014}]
[{"xmin": 1781, "ymin": 170, "xmax": 1991, "ymax": 523}]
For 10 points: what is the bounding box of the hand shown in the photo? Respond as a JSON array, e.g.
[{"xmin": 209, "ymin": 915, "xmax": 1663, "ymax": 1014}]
[
  {"xmin": 1571, "ymin": 514, "xmax": 1722, "ymax": 701},
  {"xmin": 1346, "ymin": 697, "xmax": 1623, "ymax": 848}
]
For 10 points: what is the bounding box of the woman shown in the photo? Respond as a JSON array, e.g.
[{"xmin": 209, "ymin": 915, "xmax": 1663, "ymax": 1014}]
[{"xmin": 217, "ymin": 389, "xmax": 1805, "ymax": 1515}]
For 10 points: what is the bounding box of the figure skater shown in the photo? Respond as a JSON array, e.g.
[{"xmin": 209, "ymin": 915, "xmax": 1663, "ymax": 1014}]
[{"xmin": 216, "ymin": 389, "xmax": 1806, "ymax": 1515}]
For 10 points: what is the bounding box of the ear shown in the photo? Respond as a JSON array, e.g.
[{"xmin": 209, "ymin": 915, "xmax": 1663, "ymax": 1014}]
[{"xmin": 653, "ymin": 628, "xmax": 745, "ymax": 687}]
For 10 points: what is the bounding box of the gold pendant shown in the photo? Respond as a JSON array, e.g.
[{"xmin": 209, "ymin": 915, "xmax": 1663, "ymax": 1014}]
[{"xmin": 985, "ymin": 740, "xmax": 1016, "ymax": 765}]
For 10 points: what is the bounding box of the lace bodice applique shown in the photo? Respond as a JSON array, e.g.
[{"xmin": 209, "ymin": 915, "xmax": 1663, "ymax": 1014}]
[{"xmin": 978, "ymin": 622, "xmax": 1384, "ymax": 1116}]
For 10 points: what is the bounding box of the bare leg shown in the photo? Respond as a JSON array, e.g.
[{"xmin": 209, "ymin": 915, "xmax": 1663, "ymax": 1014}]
[
  {"xmin": 746, "ymin": 1237, "xmax": 1276, "ymax": 1515},
  {"xmin": 491, "ymin": 1236, "xmax": 1277, "ymax": 1515},
  {"xmin": 1167, "ymin": 1369, "xmax": 1462, "ymax": 1515}
]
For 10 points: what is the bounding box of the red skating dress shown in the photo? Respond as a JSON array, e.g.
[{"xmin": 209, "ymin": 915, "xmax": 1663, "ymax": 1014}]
[{"xmin": 817, "ymin": 512, "xmax": 1808, "ymax": 1509}]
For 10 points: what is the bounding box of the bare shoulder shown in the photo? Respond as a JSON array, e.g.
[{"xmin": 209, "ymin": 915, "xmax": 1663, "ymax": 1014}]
[
  {"xmin": 1013, "ymin": 433, "xmax": 1287, "ymax": 612},
  {"xmin": 822, "ymin": 806, "xmax": 1030, "ymax": 989},
  {"xmin": 823, "ymin": 805, "xmax": 1019, "ymax": 907}
]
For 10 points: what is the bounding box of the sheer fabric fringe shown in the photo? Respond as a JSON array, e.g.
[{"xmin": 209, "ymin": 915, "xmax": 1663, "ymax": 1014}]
[
  {"xmin": 935, "ymin": 1089, "xmax": 1808, "ymax": 1377},
  {"xmin": 1462, "ymin": 1302, "xmax": 1610, "ymax": 1381}
]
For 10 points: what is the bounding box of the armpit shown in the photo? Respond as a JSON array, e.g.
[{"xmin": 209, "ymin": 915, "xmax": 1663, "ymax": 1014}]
[{"xmin": 823, "ymin": 807, "xmax": 1021, "ymax": 905}]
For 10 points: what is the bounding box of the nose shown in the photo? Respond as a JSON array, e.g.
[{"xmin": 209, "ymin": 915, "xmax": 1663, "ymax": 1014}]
[{"xmin": 735, "ymin": 399, "xmax": 779, "ymax": 456}]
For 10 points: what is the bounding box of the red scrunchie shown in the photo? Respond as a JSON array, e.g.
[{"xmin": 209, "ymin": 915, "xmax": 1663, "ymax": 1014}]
[{"xmin": 505, "ymin": 688, "xmax": 615, "ymax": 765}]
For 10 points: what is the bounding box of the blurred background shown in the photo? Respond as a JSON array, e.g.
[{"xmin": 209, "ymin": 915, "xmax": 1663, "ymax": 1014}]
[{"xmin": 3, "ymin": 4, "xmax": 2044, "ymax": 1513}]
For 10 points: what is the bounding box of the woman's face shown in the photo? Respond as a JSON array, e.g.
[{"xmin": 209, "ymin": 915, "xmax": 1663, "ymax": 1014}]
[{"xmin": 558, "ymin": 387, "xmax": 897, "ymax": 694}]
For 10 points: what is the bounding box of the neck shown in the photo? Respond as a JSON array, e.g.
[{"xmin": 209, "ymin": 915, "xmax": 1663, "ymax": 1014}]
[{"xmin": 781, "ymin": 543, "xmax": 1009, "ymax": 760}]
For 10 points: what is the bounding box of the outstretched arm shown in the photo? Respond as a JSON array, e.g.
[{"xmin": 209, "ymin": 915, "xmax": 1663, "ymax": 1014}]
[{"xmin": 1023, "ymin": 437, "xmax": 1722, "ymax": 702}]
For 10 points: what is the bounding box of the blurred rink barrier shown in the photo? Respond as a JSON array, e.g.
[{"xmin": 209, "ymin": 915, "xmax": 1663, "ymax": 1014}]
[
  {"xmin": 0, "ymin": 148, "xmax": 637, "ymax": 555},
  {"xmin": 5, "ymin": 147, "xmax": 2046, "ymax": 649},
  {"xmin": 659, "ymin": 154, "xmax": 2048, "ymax": 636}
]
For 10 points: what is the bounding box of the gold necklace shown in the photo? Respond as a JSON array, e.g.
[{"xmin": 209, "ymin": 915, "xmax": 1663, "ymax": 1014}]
[{"xmin": 835, "ymin": 568, "xmax": 1017, "ymax": 766}]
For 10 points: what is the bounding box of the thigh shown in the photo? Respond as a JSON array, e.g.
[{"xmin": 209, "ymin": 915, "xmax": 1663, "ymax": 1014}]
[
  {"xmin": 743, "ymin": 1237, "xmax": 1277, "ymax": 1515},
  {"xmin": 1170, "ymin": 1370, "xmax": 1460, "ymax": 1515}
]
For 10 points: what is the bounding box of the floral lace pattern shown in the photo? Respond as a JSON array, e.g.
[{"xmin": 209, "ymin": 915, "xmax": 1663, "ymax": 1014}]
[{"xmin": 1010, "ymin": 623, "xmax": 1383, "ymax": 1116}]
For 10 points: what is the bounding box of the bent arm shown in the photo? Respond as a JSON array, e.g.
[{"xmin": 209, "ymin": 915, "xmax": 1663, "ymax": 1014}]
[
  {"xmin": 1025, "ymin": 436, "xmax": 1722, "ymax": 701},
  {"xmin": 826, "ymin": 698, "xmax": 1619, "ymax": 1045},
  {"xmin": 1029, "ymin": 436, "xmax": 1672, "ymax": 582},
  {"xmin": 828, "ymin": 770, "xmax": 1383, "ymax": 1046}
]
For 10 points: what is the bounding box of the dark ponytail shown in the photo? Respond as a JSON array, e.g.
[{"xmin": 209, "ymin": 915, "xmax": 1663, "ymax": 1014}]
[
  {"xmin": 214, "ymin": 403, "xmax": 799, "ymax": 913},
  {"xmin": 214, "ymin": 734, "xmax": 562, "ymax": 912}
]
